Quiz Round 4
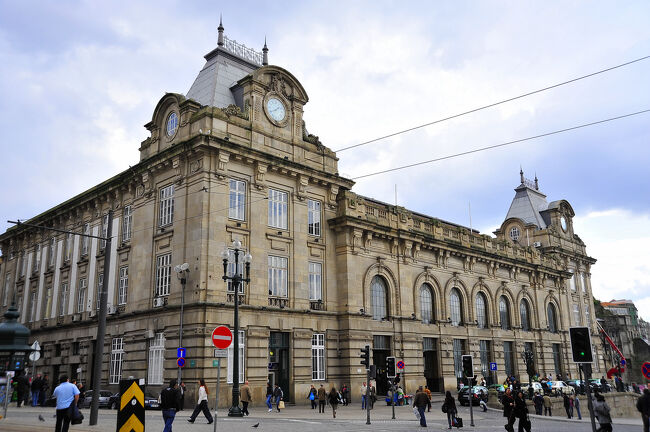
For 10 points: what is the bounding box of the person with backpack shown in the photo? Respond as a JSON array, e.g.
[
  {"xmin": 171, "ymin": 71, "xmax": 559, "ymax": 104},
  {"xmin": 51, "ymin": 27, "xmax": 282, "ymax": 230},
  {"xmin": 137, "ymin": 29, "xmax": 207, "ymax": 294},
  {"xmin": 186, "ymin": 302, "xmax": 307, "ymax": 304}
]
[
  {"xmin": 637, "ymin": 388, "xmax": 650, "ymax": 432},
  {"xmin": 442, "ymin": 390, "xmax": 457, "ymax": 429},
  {"xmin": 327, "ymin": 386, "xmax": 340, "ymax": 418},
  {"xmin": 593, "ymin": 393, "xmax": 612, "ymax": 432},
  {"xmin": 308, "ymin": 384, "xmax": 317, "ymax": 409},
  {"xmin": 317, "ymin": 384, "xmax": 327, "ymax": 413}
]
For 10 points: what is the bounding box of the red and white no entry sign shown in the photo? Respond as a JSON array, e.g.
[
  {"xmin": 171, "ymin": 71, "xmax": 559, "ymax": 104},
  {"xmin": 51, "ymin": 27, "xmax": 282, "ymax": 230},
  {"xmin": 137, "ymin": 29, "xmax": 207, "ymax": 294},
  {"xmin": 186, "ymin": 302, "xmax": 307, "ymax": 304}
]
[{"xmin": 212, "ymin": 326, "xmax": 233, "ymax": 349}]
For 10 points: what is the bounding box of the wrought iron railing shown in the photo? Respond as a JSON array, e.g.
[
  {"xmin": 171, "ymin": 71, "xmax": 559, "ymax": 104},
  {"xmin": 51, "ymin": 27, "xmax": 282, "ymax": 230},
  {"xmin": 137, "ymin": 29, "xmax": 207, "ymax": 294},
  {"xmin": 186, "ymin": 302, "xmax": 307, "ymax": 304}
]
[{"xmin": 223, "ymin": 36, "xmax": 263, "ymax": 65}]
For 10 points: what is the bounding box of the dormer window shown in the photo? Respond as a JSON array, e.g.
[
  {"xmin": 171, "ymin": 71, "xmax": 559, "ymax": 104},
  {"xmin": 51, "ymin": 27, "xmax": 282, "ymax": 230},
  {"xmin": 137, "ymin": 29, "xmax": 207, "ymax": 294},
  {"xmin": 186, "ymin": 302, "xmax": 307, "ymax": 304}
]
[
  {"xmin": 509, "ymin": 227, "xmax": 520, "ymax": 241},
  {"xmin": 560, "ymin": 216, "xmax": 568, "ymax": 232}
]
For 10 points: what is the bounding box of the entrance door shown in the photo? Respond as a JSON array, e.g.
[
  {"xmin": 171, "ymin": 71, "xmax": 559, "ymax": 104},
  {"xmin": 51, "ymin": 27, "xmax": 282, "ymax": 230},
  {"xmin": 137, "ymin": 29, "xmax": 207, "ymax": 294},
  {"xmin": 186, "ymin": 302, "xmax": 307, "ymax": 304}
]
[
  {"xmin": 269, "ymin": 332, "xmax": 290, "ymax": 402},
  {"xmin": 423, "ymin": 337, "xmax": 442, "ymax": 392}
]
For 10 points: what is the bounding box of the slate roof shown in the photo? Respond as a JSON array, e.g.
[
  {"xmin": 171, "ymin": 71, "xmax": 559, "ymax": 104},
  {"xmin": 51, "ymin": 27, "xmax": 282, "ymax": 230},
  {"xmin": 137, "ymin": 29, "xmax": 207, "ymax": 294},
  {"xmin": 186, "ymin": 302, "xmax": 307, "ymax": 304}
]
[{"xmin": 504, "ymin": 183, "xmax": 550, "ymax": 228}]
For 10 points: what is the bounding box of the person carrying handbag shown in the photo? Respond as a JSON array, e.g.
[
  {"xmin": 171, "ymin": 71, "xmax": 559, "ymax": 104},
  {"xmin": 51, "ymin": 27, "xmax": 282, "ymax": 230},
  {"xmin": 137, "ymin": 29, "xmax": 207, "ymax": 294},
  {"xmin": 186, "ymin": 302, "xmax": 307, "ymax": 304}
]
[
  {"xmin": 442, "ymin": 390, "xmax": 457, "ymax": 429},
  {"xmin": 308, "ymin": 384, "xmax": 317, "ymax": 409},
  {"xmin": 52, "ymin": 375, "xmax": 80, "ymax": 432},
  {"xmin": 187, "ymin": 379, "xmax": 213, "ymax": 424}
]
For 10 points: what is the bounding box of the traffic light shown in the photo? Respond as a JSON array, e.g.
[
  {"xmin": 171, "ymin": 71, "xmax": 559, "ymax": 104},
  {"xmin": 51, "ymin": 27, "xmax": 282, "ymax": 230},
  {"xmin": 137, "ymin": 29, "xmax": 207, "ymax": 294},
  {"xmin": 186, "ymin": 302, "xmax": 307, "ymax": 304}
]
[
  {"xmin": 386, "ymin": 356, "xmax": 396, "ymax": 378},
  {"xmin": 462, "ymin": 355, "xmax": 473, "ymax": 378},
  {"xmin": 569, "ymin": 326, "xmax": 593, "ymax": 363},
  {"xmin": 360, "ymin": 345, "xmax": 370, "ymax": 369},
  {"xmin": 369, "ymin": 364, "xmax": 377, "ymax": 380}
]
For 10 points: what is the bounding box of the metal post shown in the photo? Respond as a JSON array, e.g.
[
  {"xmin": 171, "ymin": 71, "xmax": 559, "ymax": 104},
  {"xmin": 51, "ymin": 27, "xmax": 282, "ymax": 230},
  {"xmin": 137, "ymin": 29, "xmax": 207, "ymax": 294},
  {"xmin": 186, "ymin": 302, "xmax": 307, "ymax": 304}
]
[
  {"xmin": 3, "ymin": 372, "xmax": 11, "ymax": 419},
  {"xmin": 469, "ymin": 379, "xmax": 474, "ymax": 427},
  {"xmin": 366, "ymin": 369, "xmax": 371, "ymax": 425},
  {"xmin": 213, "ymin": 359, "xmax": 220, "ymax": 432},
  {"xmin": 177, "ymin": 276, "xmax": 185, "ymax": 386},
  {"xmin": 581, "ymin": 364, "xmax": 598, "ymax": 432},
  {"xmin": 391, "ymin": 380, "xmax": 395, "ymax": 419},
  {"xmin": 89, "ymin": 209, "xmax": 112, "ymax": 426},
  {"xmin": 228, "ymin": 248, "xmax": 242, "ymax": 417}
]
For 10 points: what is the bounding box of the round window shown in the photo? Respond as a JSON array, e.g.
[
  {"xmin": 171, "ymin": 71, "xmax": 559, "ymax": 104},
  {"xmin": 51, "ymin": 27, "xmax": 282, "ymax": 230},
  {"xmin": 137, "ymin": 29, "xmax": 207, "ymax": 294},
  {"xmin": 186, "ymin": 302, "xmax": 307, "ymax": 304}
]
[
  {"xmin": 509, "ymin": 226, "xmax": 520, "ymax": 241},
  {"xmin": 166, "ymin": 112, "xmax": 178, "ymax": 137}
]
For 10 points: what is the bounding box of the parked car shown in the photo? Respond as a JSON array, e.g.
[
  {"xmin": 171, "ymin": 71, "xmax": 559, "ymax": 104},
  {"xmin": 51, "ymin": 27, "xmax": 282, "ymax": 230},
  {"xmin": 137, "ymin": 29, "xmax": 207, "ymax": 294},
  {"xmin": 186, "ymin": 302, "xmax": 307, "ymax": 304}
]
[
  {"xmin": 549, "ymin": 381, "xmax": 575, "ymax": 396},
  {"xmin": 567, "ymin": 379, "xmax": 587, "ymax": 395},
  {"xmin": 521, "ymin": 382, "xmax": 543, "ymax": 395},
  {"xmin": 110, "ymin": 392, "xmax": 160, "ymax": 410},
  {"xmin": 80, "ymin": 390, "xmax": 115, "ymax": 408},
  {"xmin": 458, "ymin": 385, "xmax": 488, "ymax": 406},
  {"xmin": 588, "ymin": 378, "xmax": 612, "ymax": 393},
  {"xmin": 487, "ymin": 384, "xmax": 506, "ymax": 401}
]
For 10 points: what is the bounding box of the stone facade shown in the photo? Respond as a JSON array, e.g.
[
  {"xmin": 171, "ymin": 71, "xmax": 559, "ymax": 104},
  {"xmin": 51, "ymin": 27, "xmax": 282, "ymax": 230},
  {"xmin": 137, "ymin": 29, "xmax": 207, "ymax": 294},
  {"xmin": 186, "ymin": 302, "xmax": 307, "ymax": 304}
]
[{"xmin": 0, "ymin": 27, "xmax": 601, "ymax": 407}]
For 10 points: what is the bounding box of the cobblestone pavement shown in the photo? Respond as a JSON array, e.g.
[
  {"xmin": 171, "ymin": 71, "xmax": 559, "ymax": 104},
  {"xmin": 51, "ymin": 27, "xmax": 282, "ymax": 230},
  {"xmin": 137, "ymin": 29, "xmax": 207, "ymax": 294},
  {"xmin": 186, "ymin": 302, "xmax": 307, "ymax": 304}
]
[{"xmin": 0, "ymin": 402, "xmax": 643, "ymax": 432}]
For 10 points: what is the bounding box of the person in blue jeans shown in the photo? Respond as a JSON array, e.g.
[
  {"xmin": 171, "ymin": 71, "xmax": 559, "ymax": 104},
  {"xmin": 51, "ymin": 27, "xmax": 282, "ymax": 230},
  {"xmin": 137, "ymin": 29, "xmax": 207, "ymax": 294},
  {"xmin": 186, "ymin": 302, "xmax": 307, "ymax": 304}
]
[
  {"xmin": 52, "ymin": 375, "xmax": 80, "ymax": 432},
  {"xmin": 413, "ymin": 386, "xmax": 429, "ymax": 427},
  {"xmin": 573, "ymin": 395, "xmax": 582, "ymax": 420},
  {"xmin": 273, "ymin": 384, "xmax": 284, "ymax": 412},
  {"xmin": 160, "ymin": 379, "xmax": 182, "ymax": 432},
  {"xmin": 266, "ymin": 382, "xmax": 273, "ymax": 412}
]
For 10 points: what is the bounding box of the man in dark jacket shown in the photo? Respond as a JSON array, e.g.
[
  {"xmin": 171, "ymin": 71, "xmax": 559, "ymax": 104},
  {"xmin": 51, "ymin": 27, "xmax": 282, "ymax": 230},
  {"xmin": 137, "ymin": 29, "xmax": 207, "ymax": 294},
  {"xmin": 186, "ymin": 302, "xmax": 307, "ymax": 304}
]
[
  {"xmin": 160, "ymin": 379, "xmax": 182, "ymax": 432},
  {"xmin": 317, "ymin": 384, "xmax": 327, "ymax": 413},
  {"xmin": 30, "ymin": 374, "xmax": 43, "ymax": 407},
  {"xmin": 15, "ymin": 371, "xmax": 29, "ymax": 407},
  {"xmin": 637, "ymin": 388, "xmax": 650, "ymax": 432},
  {"xmin": 502, "ymin": 388, "xmax": 516, "ymax": 432},
  {"xmin": 413, "ymin": 386, "xmax": 429, "ymax": 427}
]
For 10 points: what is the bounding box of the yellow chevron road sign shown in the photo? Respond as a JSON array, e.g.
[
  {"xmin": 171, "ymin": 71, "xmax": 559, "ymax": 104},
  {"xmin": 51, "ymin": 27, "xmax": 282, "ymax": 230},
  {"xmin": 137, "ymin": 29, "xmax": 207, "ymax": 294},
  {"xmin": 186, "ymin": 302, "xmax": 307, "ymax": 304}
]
[{"xmin": 117, "ymin": 379, "xmax": 145, "ymax": 432}]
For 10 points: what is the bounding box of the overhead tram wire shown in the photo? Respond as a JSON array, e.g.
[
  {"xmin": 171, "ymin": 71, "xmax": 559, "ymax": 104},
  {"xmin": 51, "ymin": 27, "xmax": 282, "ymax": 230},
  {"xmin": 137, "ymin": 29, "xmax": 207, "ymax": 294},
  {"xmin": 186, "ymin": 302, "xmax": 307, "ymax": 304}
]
[
  {"xmin": 334, "ymin": 55, "xmax": 650, "ymax": 153},
  {"xmin": 351, "ymin": 108, "xmax": 650, "ymax": 180}
]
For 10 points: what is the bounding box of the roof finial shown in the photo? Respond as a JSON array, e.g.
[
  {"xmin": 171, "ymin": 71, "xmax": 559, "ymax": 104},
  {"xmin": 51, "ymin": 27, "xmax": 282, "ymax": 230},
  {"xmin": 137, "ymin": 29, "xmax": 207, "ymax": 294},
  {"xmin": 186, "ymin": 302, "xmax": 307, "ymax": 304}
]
[
  {"xmin": 534, "ymin": 173, "xmax": 539, "ymax": 190},
  {"xmin": 217, "ymin": 15, "xmax": 224, "ymax": 46},
  {"xmin": 520, "ymin": 166, "xmax": 524, "ymax": 184},
  {"xmin": 262, "ymin": 37, "xmax": 269, "ymax": 66}
]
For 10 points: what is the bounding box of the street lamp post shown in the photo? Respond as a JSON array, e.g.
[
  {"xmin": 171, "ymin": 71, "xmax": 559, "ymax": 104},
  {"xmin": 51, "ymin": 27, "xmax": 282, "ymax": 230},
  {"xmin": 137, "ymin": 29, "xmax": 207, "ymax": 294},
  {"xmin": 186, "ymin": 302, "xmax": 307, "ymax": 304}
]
[
  {"xmin": 221, "ymin": 240, "xmax": 251, "ymax": 418},
  {"xmin": 174, "ymin": 263, "xmax": 190, "ymax": 386}
]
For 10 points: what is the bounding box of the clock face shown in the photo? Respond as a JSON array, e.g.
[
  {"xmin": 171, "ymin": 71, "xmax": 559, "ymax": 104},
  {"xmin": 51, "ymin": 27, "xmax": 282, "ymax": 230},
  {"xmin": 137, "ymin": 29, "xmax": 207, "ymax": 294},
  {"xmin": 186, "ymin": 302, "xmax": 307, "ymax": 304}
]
[
  {"xmin": 266, "ymin": 97, "xmax": 286, "ymax": 122},
  {"xmin": 560, "ymin": 216, "xmax": 567, "ymax": 232}
]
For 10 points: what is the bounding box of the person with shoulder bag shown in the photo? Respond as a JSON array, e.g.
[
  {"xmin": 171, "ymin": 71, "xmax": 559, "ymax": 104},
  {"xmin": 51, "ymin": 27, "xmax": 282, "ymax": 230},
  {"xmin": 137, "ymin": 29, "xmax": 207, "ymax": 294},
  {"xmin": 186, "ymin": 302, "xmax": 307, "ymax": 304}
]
[
  {"xmin": 308, "ymin": 384, "xmax": 317, "ymax": 409},
  {"xmin": 187, "ymin": 379, "xmax": 213, "ymax": 424},
  {"xmin": 327, "ymin": 386, "xmax": 340, "ymax": 418},
  {"xmin": 273, "ymin": 384, "xmax": 284, "ymax": 412},
  {"xmin": 593, "ymin": 393, "xmax": 612, "ymax": 432},
  {"xmin": 52, "ymin": 375, "xmax": 80, "ymax": 432},
  {"xmin": 443, "ymin": 390, "xmax": 457, "ymax": 429}
]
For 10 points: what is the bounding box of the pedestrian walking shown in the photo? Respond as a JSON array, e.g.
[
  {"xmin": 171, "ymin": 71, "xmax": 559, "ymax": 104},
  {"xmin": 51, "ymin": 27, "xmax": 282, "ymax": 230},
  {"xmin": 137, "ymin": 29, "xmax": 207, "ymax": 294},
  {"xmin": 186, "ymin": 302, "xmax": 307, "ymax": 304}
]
[
  {"xmin": 40, "ymin": 375, "xmax": 50, "ymax": 406},
  {"xmin": 187, "ymin": 379, "xmax": 213, "ymax": 424},
  {"xmin": 424, "ymin": 385, "xmax": 432, "ymax": 412},
  {"xmin": 240, "ymin": 380, "xmax": 252, "ymax": 416},
  {"xmin": 273, "ymin": 384, "xmax": 284, "ymax": 412},
  {"xmin": 341, "ymin": 384, "xmax": 349, "ymax": 406},
  {"xmin": 266, "ymin": 382, "xmax": 273, "ymax": 412},
  {"xmin": 442, "ymin": 390, "xmax": 457, "ymax": 429},
  {"xmin": 636, "ymin": 388, "xmax": 650, "ymax": 432},
  {"xmin": 308, "ymin": 384, "xmax": 317, "ymax": 409},
  {"xmin": 179, "ymin": 381, "xmax": 186, "ymax": 411},
  {"xmin": 31, "ymin": 374, "xmax": 42, "ymax": 407},
  {"xmin": 593, "ymin": 393, "xmax": 612, "ymax": 432},
  {"xmin": 160, "ymin": 379, "xmax": 182, "ymax": 432},
  {"xmin": 368, "ymin": 383, "xmax": 376, "ymax": 409},
  {"xmin": 52, "ymin": 375, "xmax": 80, "ymax": 432},
  {"xmin": 413, "ymin": 386, "xmax": 429, "ymax": 427},
  {"xmin": 360, "ymin": 381, "xmax": 367, "ymax": 410},
  {"xmin": 327, "ymin": 386, "xmax": 340, "ymax": 418},
  {"xmin": 533, "ymin": 392, "xmax": 543, "ymax": 415},
  {"xmin": 513, "ymin": 391, "xmax": 531, "ymax": 432},
  {"xmin": 563, "ymin": 393, "xmax": 572, "ymax": 418},
  {"xmin": 574, "ymin": 395, "xmax": 582, "ymax": 420},
  {"xmin": 502, "ymin": 388, "xmax": 516, "ymax": 432},
  {"xmin": 543, "ymin": 393, "xmax": 552, "ymax": 416},
  {"xmin": 317, "ymin": 384, "xmax": 327, "ymax": 413},
  {"xmin": 15, "ymin": 371, "xmax": 29, "ymax": 407}
]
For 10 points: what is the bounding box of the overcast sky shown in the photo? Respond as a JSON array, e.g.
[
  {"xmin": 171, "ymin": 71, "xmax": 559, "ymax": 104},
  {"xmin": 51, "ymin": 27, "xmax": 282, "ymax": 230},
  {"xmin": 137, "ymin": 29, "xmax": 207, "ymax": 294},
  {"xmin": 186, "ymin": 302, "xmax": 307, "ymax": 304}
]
[{"xmin": 1, "ymin": 1, "xmax": 649, "ymax": 319}]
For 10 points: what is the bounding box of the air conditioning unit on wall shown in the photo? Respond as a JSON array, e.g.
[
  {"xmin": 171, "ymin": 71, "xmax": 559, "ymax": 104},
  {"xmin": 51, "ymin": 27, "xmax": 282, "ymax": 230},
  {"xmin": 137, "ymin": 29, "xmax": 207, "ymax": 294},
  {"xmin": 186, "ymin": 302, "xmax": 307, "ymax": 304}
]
[
  {"xmin": 533, "ymin": 242, "xmax": 542, "ymax": 248},
  {"xmin": 153, "ymin": 297, "xmax": 165, "ymax": 308}
]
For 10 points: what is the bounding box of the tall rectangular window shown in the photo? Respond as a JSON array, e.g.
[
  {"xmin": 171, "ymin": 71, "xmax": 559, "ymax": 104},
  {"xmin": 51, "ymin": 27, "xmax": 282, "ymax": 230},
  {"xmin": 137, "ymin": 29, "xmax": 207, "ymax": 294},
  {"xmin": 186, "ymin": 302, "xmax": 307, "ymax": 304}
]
[
  {"xmin": 268, "ymin": 256, "xmax": 288, "ymax": 297},
  {"xmin": 122, "ymin": 205, "xmax": 132, "ymax": 242},
  {"xmin": 64, "ymin": 233, "xmax": 73, "ymax": 262},
  {"xmin": 100, "ymin": 214, "xmax": 109, "ymax": 250},
  {"xmin": 228, "ymin": 179, "xmax": 246, "ymax": 220},
  {"xmin": 311, "ymin": 334, "xmax": 325, "ymax": 380},
  {"xmin": 308, "ymin": 262, "xmax": 322, "ymax": 301},
  {"xmin": 96, "ymin": 273, "xmax": 103, "ymax": 310},
  {"xmin": 159, "ymin": 185, "xmax": 175, "ymax": 227},
  {"xmin": 308, "ymin": 199, "xmax": 321, "ymax": 236},
  {"xmin": 77, "ymin": 278, "xmax": 87, "ymax": 313},
  {"xmin": 479, "ymin": 340, "xmax": 491, "ymax": 377},
  {"xmin": 552, "ymin": 343, "xmax": 562, "ymax": 374},
  {"xmin": 268, "ymin": 189, "xmax": 288, "ymax": 230},
  {"xmin": 453, "ymin": 339, "xmax": 465, "ymax": 378},
  {"xmin": 3, "ymin": 273, "xmax": 11, "ymax": 307},
  {"xmin": 504, "ymin": 341, "xmax": 514, "ymax": 377},
  {"xmin": 148, "ymin": 333, "xmax": 165, "ymax": 385},
  {"xmin": 155, "ymin": 253, "xmax": 172, "ymax": 297},
  {"xmin": 19, "ymin": 251, "xmax": 26, "ymax": 277},
  {"xmin": 118, "ymin": 266, "xmax": 128, "ymax": 305},
  {"xmin": 573, "ymin": 304, "xmax": 581, "ymax": 325},
  {"xmin": 81, "ymin": 223, "xmax": 90, "ymax": 256},
  {"xmin": 44, "ymin": 286, "xmax": 52, "ymax": 319},
  {"xmin": 580, "ymin": 273, "xmax": 587, "ymax": 293},
  {"xmin": 585, "ymin": 304, "xmax": 591, "ymax": 327},
  {"xmin": 109, "ymin": 337, "xmax": 124, "ymax": 384},
  {"xmin": 29, "ymin": 291, "xmax": 37, "ymax": 322},
  {"xmin": 48, "ymin": 237, "xmax": 56, "ymax": 267},
  {"xmin": 34, "ymin": 244, "xmax": 41, "ymax": 273},
  {"xmin": 569, "ymin": 270, "xmax": 576, "ymax": 291},
  {"xmin": 59, "ymin": 282, "xmax": 69, "ymax": 316},
  {"xmin": 227, "ymin": 330, "xmax": 245, "ymax": 384}
]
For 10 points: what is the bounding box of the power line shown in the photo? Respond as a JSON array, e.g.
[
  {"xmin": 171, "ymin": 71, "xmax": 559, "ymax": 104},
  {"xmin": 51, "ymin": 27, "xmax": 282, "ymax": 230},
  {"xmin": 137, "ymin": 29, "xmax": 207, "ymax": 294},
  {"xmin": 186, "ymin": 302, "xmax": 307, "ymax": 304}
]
[
  {"xmin": 335, "ymin": 55, "xmax": 650, "ymax": 152},
  {"xmin": 352, "ymin": 108, "xmax": 650, "ymax": 180}
]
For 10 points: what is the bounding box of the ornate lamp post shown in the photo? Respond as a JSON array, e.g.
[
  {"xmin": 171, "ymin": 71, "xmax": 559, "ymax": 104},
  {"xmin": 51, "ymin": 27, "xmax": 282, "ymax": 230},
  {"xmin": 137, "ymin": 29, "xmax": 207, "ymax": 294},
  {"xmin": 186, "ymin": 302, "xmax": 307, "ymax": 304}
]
[
  {"xmin": 174, "ymin": 262, "xmax": 190, "ymax": 385},
  {"xmin": 221, "ymin": 240, "xmax": 251, "ymax": 417}
]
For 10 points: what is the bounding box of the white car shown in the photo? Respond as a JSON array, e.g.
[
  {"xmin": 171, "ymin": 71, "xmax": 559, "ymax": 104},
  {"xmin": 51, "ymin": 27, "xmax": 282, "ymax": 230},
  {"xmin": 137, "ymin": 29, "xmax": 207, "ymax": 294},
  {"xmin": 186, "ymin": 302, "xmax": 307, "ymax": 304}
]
[
  {"xmin": 550, "ymin": 381, "xmax": 575, "ymax": 395},
  {"xmin": 521, "ymin": 382, "xmax": 543, "ymax": 394}
]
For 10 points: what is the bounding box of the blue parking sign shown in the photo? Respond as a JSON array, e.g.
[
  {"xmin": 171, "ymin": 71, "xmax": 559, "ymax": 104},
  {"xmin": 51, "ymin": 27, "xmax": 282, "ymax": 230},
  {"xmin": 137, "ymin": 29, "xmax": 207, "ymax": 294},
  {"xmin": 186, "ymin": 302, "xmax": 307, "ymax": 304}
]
[
  {"xmin": 490, "ymin": 362, "xmax": 497, "ymax": 371},
  {"xmin": 177, "ymin": 347, "xmax": 186, "ymax": 358}
]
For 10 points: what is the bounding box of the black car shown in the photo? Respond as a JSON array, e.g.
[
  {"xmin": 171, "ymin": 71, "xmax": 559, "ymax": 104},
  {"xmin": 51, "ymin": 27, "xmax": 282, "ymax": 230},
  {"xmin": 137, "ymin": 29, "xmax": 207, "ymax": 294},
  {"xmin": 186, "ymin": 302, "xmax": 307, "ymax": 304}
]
[
  {"xmin": 458, "ymin": 385, "xmax": 488, "ymax": 406},
  {"xmin": 110, "ymin": 391, "xmax": 160, "ymax": 410}
]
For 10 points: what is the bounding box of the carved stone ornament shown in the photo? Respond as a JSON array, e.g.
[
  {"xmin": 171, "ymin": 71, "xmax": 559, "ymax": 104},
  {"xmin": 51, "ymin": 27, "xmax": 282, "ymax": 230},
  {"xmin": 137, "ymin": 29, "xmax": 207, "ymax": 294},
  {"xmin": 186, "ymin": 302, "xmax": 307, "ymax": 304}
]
[
  {"xmin": 190, "ymin": 158, "xmax": 203, "ymax": 174},
  {"xmin": 269, "ymin": 73, "xmax": 292, "ymax": 98},
  {"xmin": 220, "ymin": 104, "xmax": 249, "ymax": 120},
  {"xmin": 302, "ymin": 120, "xmax": 322, "ymax": 147}
]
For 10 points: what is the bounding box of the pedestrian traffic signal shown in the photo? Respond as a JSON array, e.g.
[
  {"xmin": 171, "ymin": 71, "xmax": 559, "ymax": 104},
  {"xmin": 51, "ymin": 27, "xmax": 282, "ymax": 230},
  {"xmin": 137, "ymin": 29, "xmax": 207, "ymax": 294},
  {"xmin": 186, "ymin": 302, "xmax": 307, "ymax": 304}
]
[
  {"xmin": 462, "ymin": 355, "xmax": 473, "ymax": 378},
  {"xmin": 569, "ymin": 327, "xmax": 593, "ymax": 363},
  {"xmin": 369, "ymin": 364, "xmax": 377, "ymax": 380},
  {"xmin": 360, "ymin": 345, "xmax": 370, "ymax": 369},
  {"xmin": 386, "ymin": 356, "xmax": 396, "ymax": 378}
]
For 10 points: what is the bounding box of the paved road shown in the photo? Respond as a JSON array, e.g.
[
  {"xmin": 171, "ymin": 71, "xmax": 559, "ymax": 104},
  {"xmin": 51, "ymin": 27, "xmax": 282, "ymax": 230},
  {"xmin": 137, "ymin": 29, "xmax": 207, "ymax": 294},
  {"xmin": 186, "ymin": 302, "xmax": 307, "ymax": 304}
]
[{"xmin": 0, "ymin": 402, "xmax": 643, "ymax": 431}]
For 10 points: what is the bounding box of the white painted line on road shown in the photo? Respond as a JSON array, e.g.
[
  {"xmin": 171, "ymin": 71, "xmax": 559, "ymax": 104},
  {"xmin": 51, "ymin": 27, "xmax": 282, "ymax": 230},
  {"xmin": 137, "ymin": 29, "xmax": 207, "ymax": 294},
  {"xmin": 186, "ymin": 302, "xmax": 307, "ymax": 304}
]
[{"xmin": 285, "ymin": 419, "xmax": 321, "ymax": 424}]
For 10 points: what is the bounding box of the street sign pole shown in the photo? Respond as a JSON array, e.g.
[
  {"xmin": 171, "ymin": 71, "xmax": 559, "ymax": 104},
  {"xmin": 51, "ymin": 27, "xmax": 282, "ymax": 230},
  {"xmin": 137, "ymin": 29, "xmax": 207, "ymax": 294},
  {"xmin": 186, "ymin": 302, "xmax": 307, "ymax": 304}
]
[
  {"xmin": 580, "ymin": 364, "xmax": 597, "ymax": 432},
  {"xmin": 366, "ymin": 367, "xmax": 371, "ymax": 425},
  {"xmin": 213, "ymin": 358, "xmax": 220, "ymax": 432}
]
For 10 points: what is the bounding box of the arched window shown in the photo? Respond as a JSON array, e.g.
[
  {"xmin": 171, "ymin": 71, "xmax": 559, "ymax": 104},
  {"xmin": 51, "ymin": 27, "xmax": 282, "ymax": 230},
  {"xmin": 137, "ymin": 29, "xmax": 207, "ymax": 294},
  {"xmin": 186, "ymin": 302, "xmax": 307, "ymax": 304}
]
[
  {"xmin": 371, "ymin": 276, "xmax": 388, "ymax": 320},
  {"xmin": 547, "ymin": 303, "xmax": 558, "ymax": 333},
  {"xmin": 475, "ymin": 292, "xmax": 488, "ymax": 329},
  {"xmin": 420, "ymin": 284, "xmax": 434, "ymax": 324},
  {"xmin": 520, "ymin": 299, "xmax": 530, "ymax": 331},
  {"xmin": 499, "ymin": 296, "xmax": 510, "ymax": 330},
  {"xmin": 450, "ymin": 288, "xmax": 463, "ymax": 326}
]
